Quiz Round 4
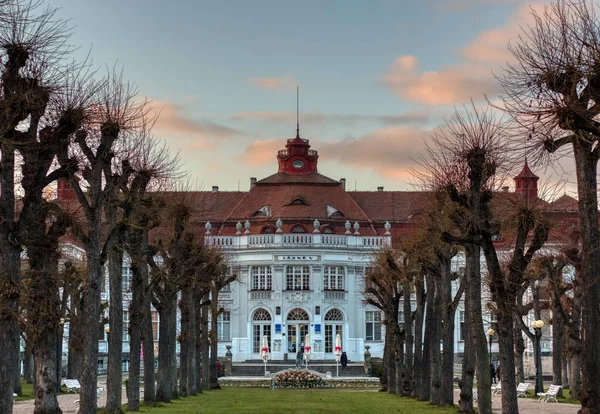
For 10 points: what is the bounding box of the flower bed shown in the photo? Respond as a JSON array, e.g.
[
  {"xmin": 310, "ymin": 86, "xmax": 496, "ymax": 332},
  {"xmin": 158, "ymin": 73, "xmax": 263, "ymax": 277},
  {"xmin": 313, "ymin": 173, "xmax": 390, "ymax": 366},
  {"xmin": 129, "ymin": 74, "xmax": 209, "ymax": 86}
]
[{"xmin": 273, "ymin": 370, "xmax": 326, "ymax": 388}]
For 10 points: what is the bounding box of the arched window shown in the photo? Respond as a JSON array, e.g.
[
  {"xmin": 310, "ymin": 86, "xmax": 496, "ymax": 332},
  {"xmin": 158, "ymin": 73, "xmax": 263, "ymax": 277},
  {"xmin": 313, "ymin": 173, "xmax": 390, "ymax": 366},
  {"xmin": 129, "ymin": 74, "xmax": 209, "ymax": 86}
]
[
  {"xmin": 253, "ymin": 308, "xmax": 272, "ymax": 321},
  {"xmin": 324, "ymin": 309, "xmax": 343, "ymax": 321},
  {"xmin": 252, "ymin": 308, "xmax": 271, "ymax": 353},
  {"xmin": 290, "ymin": 224, "xmax": 306, "ymax": 233},
  {"xmin": 322, "ymin": 225, "xmax": 335, "ymax": 234},
  {"xmin": 260, "ymin": 225, "xmax": 275, "ymax": 234},
  {"xmin": 287, "ymin": 308, "xmax": 309, "ymax": 321},
  {"xmin": 290, "ymin": 198, "xmax": 306, "ymax": 205}
]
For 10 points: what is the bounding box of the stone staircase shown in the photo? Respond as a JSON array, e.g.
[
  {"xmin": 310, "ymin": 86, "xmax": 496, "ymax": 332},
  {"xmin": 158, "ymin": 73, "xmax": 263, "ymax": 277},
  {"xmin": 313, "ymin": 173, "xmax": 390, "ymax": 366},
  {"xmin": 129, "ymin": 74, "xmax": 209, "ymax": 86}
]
[{"xmin": 231, "ymin": 360, "xmax": 367, "ymax": 377}]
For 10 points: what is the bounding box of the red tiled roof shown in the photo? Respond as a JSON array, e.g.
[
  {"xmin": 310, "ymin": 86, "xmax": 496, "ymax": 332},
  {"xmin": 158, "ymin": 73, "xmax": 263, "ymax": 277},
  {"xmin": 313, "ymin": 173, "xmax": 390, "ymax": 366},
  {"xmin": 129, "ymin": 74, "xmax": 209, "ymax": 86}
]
[
  {"xmin": 224, "ymin": 183, "xmax": 372, "ymax": 223},
  {"xmin": 256, "ymin": 172, "xmax": 339, "ymax": 185},
  {"xmin": 348, "ymin": 191, "xmax": 434, "ymax": 222},
  {"xmin": 514, "ymin": 160, "xmax": 538, "ymax": 179},
  {"xmin": 546, "ymin": 194, "xmax": 578, "ymax": 212}
]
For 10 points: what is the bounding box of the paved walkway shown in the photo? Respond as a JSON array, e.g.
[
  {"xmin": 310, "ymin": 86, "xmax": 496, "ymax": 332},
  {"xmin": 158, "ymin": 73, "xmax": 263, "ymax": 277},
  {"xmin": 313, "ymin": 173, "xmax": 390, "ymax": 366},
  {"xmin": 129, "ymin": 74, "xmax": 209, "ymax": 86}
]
[{"xmin": 13, "ymin": 379, "xmax": 581, "ymax": 413}]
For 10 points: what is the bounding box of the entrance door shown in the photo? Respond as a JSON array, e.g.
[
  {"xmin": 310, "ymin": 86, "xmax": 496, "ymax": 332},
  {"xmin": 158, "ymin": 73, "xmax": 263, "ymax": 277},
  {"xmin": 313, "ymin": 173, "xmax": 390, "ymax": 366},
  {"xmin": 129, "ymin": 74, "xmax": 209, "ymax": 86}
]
[
  {"xmin": 287, "ymin": 323, "xmax": 309, "ymax": 357},
  {"xmin": 325, "ymin": 324, "xmax": 343, "ymax": 355}
]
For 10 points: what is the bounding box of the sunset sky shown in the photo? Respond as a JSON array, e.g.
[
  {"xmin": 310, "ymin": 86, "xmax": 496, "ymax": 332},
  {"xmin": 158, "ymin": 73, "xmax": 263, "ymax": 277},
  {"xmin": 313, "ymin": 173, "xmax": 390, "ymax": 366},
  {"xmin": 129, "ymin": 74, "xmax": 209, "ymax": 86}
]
[{"xmin": 52, "ymin": 0, "xmax": 574, "ymax": 194}]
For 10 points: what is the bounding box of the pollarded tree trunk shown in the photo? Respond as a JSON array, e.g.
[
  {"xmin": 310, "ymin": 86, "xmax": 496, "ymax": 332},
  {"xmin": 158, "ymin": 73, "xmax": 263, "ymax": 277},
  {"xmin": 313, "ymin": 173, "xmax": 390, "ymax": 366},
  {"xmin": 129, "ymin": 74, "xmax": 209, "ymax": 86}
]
[
  {"xmin": 0, "ymin": 143, "xmax": 21, "ymax": 414},
  {"xmin": 573, "ymin": 141, "xmax": 600, "ymax": 414},
  {"xmin": 209, "ymin": 287, "xmax": 221, "ymax": 390},
  {"xmin": 179, "ymin": 285, "xmax": 192, "ymax": 397},
  {"xmin": 383, "ymin": 324, "xmax": 395, "ymax": 393},
  {"xmin": 142, "ymin": 303, "xmax": 156, "ymax": 405},
  {"xmin": 201, "ymin": 298, "xmax": 210, "ymax": 390},
  {"xmin": 458, "ymin": 245, "xmax": 479, "ymax": 414},
  {"xmin": 0, "ymin": 244, "xmax": 21, "ymax": 414},
  {"xmin": 441, "ymin": 255, "xmax": 462, "ymax": 406},
  {"xmin": 127, "ymin": 264, "xmax": 144, "ymax": 411},
  {"xmin": 105, "ymin": 235, "xmax": 124, "ymax": 414},
  {"xmin": 156, "ymin": 297, "xmax": 177, "ymax": 402},
  {"xmin": 412, "ymin": 275, "xmax": 425, "ymax": 398},
  {"xmin": 420, "ymin": 272, "xmax": 434, "ymax": 401},
  {"xmin": 430, "ymin": 269, "xmax": 443, "ymax": 406},
  {"xmin": 78, "ymin": 230, "xmax": 104, "ymax": 414},
  {"xmin": 402, "ymin": 283, "xmax": 414, "ymax": 396},
  {"xmin": 33, "ymin": 334, "xmax": 61, "ymax": 414},
  {"xmin": 24, "ymin": 342, "xmax": 34, "ymax": 384},
  {"xmin": 67, "ymin": 290, "xmax": 84, "ymax": 380},
  {"xmin": 193, "ymin": 285, "xmax": 204, "ymax": 393},
  {"xmin": 567, "ymin": 274, "xmax": 583, "ymax": 402},
  {"xmin": 187, "ymin": 290, "xmax": 198, "ymax": 395},
  {"xmin": 468, "ymin": 246, "xmax": 491, "ymax": 414},
  {"xmin": 514, "ymin": 315, "xmax": 525, "ymax": 384}
]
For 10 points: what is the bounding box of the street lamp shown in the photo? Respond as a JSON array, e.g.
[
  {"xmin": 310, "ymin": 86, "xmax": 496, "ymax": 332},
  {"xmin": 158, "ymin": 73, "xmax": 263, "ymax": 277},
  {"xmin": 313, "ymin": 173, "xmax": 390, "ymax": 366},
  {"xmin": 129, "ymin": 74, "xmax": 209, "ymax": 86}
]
[
  {"xmin": 531, "ymin": 320, "xmax": 544, "ymax": 396},
  {"xmin": 487, "ymin": 328, "xmax": 494, "ymax": 366}
]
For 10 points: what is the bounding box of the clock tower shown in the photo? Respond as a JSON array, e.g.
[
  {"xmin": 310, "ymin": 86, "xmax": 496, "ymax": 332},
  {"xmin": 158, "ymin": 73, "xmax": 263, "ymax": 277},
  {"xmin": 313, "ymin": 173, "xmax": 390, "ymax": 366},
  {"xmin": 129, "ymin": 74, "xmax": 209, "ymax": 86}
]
[{"xmin": 276, "ymin": 129, "xmax": 319, "ymax": 175}]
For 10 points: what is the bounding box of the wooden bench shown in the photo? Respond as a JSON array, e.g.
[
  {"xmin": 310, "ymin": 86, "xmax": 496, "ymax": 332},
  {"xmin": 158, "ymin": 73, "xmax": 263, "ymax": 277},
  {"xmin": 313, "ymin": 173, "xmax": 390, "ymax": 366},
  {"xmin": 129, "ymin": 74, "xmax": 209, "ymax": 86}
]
[
  {"xmin": 538, "ymin": 384, "xmax": 561, "ymax": 403},
  {"xmin": 491, "ymin": 381, "xmax": 502, "ymax": 395},
  {"xmin": 62, "ymin": 379, "xmax": 81, "ymax": 393},
  {"xmin": 516, "ymin": 382, "xmax": 531, "ymax": 398}
]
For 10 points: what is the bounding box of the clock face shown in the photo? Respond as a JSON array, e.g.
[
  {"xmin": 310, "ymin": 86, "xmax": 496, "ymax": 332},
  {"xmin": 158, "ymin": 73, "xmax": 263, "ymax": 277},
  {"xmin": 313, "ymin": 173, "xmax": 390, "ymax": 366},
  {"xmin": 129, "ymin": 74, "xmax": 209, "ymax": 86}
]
[{"xmin": 292, "ymin": 159, "xmax": 305, "ymax": 169}]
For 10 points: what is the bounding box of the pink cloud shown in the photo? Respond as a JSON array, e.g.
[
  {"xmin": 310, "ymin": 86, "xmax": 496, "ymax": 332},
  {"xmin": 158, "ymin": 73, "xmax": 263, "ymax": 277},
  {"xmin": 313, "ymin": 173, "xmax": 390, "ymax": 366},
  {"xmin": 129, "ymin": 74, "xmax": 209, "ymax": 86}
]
[
  {"xmin": 246, "ymin": 76, "xmax": 297, "ymax": 92},
  {"xmin": 148, "ymin": 100, "xmax": 239, "ymax": 139},
  {"xmin": 381, "ymin": 3, "xmax": 547, "ymax": 106},
  {"xmin": 380, "ymin": 56, "xmax": 498, "ymax": 106},
  {"xmin": 239, "ymin": 139, "xmax": 282, "ymax": 167}
]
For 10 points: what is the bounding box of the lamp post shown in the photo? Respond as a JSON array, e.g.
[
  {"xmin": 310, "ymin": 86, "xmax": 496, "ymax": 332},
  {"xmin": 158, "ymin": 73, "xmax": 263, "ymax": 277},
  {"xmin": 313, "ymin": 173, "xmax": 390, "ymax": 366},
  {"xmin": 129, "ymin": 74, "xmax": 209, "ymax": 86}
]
[
  {"xmin": 487, "ymin": 328, "xmax": 494, "ymax": 366},
  {"xmin": 531, "ymin": 320, "xmax": 544, "ymax": 396}
]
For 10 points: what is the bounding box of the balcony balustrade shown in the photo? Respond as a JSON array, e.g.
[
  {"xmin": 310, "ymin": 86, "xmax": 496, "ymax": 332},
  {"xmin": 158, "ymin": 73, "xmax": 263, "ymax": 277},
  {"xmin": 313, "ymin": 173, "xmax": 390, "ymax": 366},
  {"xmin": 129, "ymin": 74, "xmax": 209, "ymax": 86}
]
[{"xmin": 205, "ymin": 233, "xmax": 391, "ymax": 250}]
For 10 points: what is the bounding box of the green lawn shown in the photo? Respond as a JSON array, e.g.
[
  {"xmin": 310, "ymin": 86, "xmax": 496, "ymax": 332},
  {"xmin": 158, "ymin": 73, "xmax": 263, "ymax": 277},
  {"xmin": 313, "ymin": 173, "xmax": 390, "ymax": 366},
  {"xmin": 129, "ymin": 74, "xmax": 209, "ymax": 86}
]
[
  {"xmin": 14, "ymin": 379, "xmax": 34, "ymax": 401},
  {"xmin": 131, "ymin": 389, "xmax": 459, "ymax": 413}
]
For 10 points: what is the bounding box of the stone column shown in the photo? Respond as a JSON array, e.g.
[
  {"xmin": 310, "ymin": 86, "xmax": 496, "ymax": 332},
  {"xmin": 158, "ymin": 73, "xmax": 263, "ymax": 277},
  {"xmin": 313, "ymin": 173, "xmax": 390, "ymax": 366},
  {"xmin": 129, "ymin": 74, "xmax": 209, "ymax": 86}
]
[
  {"xmin": 364, "ymin": 345, "xmax": 372, "ymax": 376},
  {"xmin": 224, "ymin": 345, "xmax": 233, "ymax": 377}
]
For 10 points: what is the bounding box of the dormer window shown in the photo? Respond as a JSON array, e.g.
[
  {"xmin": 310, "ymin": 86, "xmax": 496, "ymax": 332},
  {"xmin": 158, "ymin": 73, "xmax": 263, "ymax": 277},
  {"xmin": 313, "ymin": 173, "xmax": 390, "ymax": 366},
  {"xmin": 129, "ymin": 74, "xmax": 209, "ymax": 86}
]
[
  {"xmin": 252, "ymin": 205, "xmax": 271, "ymax": 217},
  {"xmin": 326, "ymin": 205, "xmax": 344, "ymax": 217}
]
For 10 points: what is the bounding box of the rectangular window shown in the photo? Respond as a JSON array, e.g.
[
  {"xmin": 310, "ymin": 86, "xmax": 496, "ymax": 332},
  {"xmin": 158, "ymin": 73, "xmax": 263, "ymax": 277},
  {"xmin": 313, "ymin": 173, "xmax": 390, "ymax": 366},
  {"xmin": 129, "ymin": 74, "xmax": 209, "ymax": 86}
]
[
  {"xmin": 251, "ymin": 266, "xmax": 272, "ymax": 290},
  {"xmin": 217, "ymin": 311, "xmax": 231, "ymax": 341},
  {"xmin": 459, "ymin": 310, "xmax": 465, "ymax": 341},
  {"xmin": 366, "ymin": 311, "xmax": 382, "ymax": 341},
  {"xmin": 286, "ymin": 266, "xmax": 310, "ymax": 290},
  {"xmin": 323, "ymin": 266, "xmax": 345, "ymax": 291},
  {"xmin": 122, "ymin": 267, "xmax": 132, "ymax": 292}
]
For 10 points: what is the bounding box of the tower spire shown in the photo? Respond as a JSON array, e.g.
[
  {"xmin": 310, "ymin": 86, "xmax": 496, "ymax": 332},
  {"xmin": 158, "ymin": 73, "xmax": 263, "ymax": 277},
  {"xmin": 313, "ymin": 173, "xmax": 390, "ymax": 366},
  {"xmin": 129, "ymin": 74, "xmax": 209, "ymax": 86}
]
[{"xmin": 296, "ymin": 85, "xmax": 300, "ymax": 138}]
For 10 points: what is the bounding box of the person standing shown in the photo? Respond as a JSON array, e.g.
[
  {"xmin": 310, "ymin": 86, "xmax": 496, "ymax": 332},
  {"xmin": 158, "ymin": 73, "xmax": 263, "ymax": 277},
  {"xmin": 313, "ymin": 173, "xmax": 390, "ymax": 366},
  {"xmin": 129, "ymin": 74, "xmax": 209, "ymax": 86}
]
[
  {"xmin": 490, "ymin": 363, "xmax": 496, "ymax": 384},
  {"xmin": 341, "ymin": 352, "xmax": 348, "ymax": 372}
]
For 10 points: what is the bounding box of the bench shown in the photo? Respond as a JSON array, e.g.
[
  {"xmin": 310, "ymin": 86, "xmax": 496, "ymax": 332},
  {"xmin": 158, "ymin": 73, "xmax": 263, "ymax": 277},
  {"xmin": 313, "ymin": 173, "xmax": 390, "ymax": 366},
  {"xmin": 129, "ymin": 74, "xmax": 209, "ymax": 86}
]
[
  {"xmin": 62, "ymin": 379, "xmax": 81, "ymax": 393},
  {"xmin": 516, "ymin": 382, "xmax": 531, "ymax": 398},
  {"xmin": 491, "ymin": 381, "xmax": 502, "ymax": 395},
  {"xmin": 538, "ymin": 384, "xmax": 561, "ymax": 403}
]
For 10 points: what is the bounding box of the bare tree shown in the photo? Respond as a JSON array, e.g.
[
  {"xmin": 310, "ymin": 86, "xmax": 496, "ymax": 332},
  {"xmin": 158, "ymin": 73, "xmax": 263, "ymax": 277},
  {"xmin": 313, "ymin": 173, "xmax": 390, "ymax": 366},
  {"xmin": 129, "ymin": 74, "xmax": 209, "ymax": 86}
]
[
  {"xmin": 59, "ymin": 68, "xmax": 148, "ymax": 412},
  {"xmin": 364, "ymin": 249, "xmax": 405, "ymax": 395},
  {"xmin": 497, "ymin": 2, "xmax": 600, "ymax": 410}
]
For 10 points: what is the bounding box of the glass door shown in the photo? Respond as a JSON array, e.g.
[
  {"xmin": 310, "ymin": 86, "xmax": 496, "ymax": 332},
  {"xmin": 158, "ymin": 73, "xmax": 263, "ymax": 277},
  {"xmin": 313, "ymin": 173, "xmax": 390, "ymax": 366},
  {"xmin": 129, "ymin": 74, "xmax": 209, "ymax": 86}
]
[
  {"xmin": 325, "ymin": 324, "xmax": 343, "ymax": 356},
  {"xmin": 287, "ymin": 323, "xmax": 308, "ymax": 358}
]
